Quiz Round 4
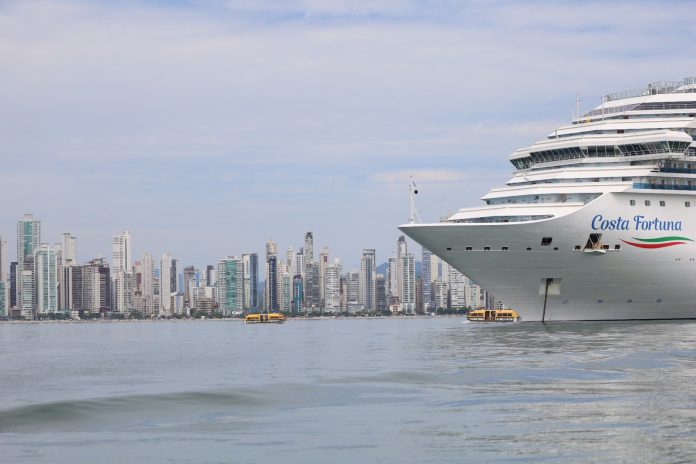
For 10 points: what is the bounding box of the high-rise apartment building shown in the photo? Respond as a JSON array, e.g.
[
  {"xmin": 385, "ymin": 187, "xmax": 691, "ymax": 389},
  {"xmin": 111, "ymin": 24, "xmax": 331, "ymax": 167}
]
[
  {"xmin": 61, "ymin": 233, "xmax": 77, "ymax": 267},
  {"xmin": 17, "ymin": 214, "xmax": 40, "ymax": 317},
  {"xmin": 376, "ymin": 274, "xmax": 386, "ymax": 313},
  {"xmin": 217, "ymin": 256, "xmax": 243, "ymax": 316},
  {"xmin": 359, "ymin": 249, "xmax": 376, "ymax": 312},
  {"xmin": 324, "ymin": 259, "xmax": 341, "ymax": 313},
  {"xmin": 421, "ymin": 248, "xmax": 432, "ymax": 311},
  {"xmin": 35, "ymin": 244, "xmax": 59, "ymax": 314},
  {"xmin": 140, "ymin": 252, "xmax": 155, "ymax": 315},
  {"xmin": 0, "ymin": 281, "xmax": 6, "ymax": 317},
  {"xmin": 292, "ymin": 274, "xmax": 303, "ymax": 314},
  {"xmin": 346, "ymin": 270, "xmax": 360, "ymax": 312},
  {"xmin": 304, "ymin": 232, "xmax": 314, "ymax": 264},
  {"xmin": 9, "ymin": 262, "xmax": 17, "ymax": 309},
  {"xmin": 449, "ymin": 267, "xmax": 467, "ymax": 310},
  {"xmin": 242, "ymin": 253, "xmax": 258, "ymax": 310},
  {"xmin": 319, "ymin": 246, "xmax": 329, "ymax": 305},
  {"xmin": 160, "ymin": 253, "xmax": 174, "ymax": 315},
  {"xmin": 112, "ymin": 231, "xmax": 132, "ymax": 313},
  {"xmin": 265, "ymin": 240, "xmax": 279, "ymax": 311},
  {"xmin": 0, "ymin": 236, "xmax": 8, "ymax": 284},
  {"xmin": 399, "ymin": 253, "xmax": 416, "ymax": 314},
  {"xmin": 280, "ymin": 271, "xmax": 292, "ymax": 313},
  {"xmin": 303, "ymin": 261, "xmax": 321, "ymax": 311}
]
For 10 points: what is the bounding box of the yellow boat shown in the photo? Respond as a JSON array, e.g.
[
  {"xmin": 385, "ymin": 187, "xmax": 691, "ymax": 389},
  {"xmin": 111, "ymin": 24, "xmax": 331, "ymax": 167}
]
[
  {"xmin": 466, "ymin": 308, "xmax": 520, "ymax": 323},
  {"xmin": 244, "ymin": 313, "xmax": 287, "ymax": 324}
]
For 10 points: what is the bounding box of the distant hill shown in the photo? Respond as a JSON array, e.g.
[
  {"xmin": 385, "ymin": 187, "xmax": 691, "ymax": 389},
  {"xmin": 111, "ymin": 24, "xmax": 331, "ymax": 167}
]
[{"xmin": 376, "ymin": 261, "xmax": 421, "ymax": 279}]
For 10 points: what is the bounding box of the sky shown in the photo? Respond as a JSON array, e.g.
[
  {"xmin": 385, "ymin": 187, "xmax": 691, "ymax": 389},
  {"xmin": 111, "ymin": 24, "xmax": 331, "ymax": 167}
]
[{"xmin": 1, "ymin": 0, "xmax": 695, "ymax": 271}]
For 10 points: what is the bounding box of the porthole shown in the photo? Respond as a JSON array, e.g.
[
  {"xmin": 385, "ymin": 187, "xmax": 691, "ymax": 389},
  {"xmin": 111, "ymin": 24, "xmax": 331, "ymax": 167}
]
[
  {"xmin": 553, "ymin": 247, "xmax": 559, "ymax": 251},
  {"xmin": 465, "ymin": 247, "xmax": 472, "ymax": 251},
  {"xmin": 526, "ymin": 247, "xmax": 532, "ymax": 251},
  {"xmin": 645, "ymin": 200, "xmax": 651, "ymax": 206},
  {"xmin": 484, "ymin": 247, "xmax": 490, "ymax": 251},
  {"xmin": 446, "ymin": 247, "xmax": 452, "ymax": 251}
]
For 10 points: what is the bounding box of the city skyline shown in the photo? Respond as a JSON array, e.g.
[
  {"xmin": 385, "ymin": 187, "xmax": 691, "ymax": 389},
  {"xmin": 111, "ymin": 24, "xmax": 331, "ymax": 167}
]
[
  {"xmin": 3, "ymin": 1, "xmax": 695, "ymax": 268},
  {"xmin": 0, "ymin": 212, "xmax": 498, "ymax": 318}
]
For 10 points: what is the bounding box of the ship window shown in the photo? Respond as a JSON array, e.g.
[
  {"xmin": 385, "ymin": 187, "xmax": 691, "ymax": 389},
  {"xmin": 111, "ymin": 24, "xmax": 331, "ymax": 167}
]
[
  {"xmin": 660, "ymin": 200, "xmax": 666, "ymax": 206},
  {"xmin": 541, "ymin": 237, "xmax": 553, "ymax": 246},
  {"xmin": 627, "ymin": 299, "xmax": 633, "ymax": 303},
  {"xmin": 526, "ymin": 247, "xmax": 532, "ymax": 251},
  {"xmin": 465, "ymin": 246, "xmax": 472, "ymax": 251},
  {"xmin": 615, "ymin": 244, "xmax": 621, "ymax": 250},
  {"xmin": 645, "ymin": 200, "xmax": 651, "ymax": 206},
  {"xmin": 686, "ymin": 201, "xmax": 691, "ymax": 207},
  {"xmin": 602, "ymin": 244, "xmax": 610, "ymax": 250},
  {"xmin": 574, "ymin": 245, "xmax": 581, "ymax": 250},
  {"xmin": 553, "ymin": 247, "xmax": 559, "ymax": 251},
  {"xmin": 597, "ymin": 299, "xmax": 603, "ymax": 303},
  {"xmin": 484, "ymin": 246, "xmax": 490, "ymax": 251},
  {"xmin": 630, "ymin": 200, "xmax": 636, "ymax": 206},
  {"xmin": 657, "ymin": 298, "xmax": 663, "ymax": 303},
  {"xmin": 446, "ymin": 247, "xmax": 452, "ymax": 251},
  {"xmin": 502, "ymin": 246, "xmax": 509, "ymax": 251}
]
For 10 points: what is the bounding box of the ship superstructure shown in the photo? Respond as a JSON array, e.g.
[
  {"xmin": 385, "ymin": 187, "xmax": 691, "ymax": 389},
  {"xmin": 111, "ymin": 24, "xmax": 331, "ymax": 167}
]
[{"xmin": 400, "ymin": 77, "xmax": 696, "ymax": 321}]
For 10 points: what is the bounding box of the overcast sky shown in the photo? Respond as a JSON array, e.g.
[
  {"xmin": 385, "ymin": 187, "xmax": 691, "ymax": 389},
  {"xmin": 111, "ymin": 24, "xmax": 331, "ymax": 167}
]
[{"xmin": 1, "ymin": 0, "xmax": 695, "ymax": 271}]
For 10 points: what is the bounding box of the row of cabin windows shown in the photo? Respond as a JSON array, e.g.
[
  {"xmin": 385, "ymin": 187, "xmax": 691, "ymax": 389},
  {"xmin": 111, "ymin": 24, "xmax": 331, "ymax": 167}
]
[
  {"xmin": 629, "ymin": 199, "xmax": 691, "ymax": 207},
  {"xmin": 452, "ymin": 244, "xmax": 621, "ymax": 251}
]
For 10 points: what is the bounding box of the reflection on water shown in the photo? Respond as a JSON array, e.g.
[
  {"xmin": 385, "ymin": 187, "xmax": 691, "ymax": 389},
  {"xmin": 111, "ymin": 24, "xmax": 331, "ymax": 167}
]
[{"xmin": 1, "ymin": 319, "xmax": 696, "ymax": 463}]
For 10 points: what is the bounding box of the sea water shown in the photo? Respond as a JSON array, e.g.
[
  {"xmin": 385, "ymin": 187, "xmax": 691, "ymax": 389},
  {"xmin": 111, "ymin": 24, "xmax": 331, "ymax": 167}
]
[{"xmin": 1, "ymin": 318, "xmax": 695, "ymax": 463}]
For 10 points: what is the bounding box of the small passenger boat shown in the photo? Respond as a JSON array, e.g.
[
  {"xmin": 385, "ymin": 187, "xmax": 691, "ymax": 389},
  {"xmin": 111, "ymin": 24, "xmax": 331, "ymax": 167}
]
[
  {"xmin": 244, "ymin": 312, "xmax": 287, "ymax": 324},
  {"xmin": 466, "ymin": 308, "xmax": 520, "ymax": 323}
]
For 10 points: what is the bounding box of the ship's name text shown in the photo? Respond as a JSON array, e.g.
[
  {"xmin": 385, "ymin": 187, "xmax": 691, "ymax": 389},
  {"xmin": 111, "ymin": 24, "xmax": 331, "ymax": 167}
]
[{"xmin": 591, "ymin": 215, "xmax": 683, "ymax": 231}]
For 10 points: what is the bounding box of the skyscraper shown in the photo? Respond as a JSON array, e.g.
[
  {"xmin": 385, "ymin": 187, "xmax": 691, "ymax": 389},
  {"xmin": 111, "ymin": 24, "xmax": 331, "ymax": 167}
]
[
  {"xmin": 303, "ymin": 261, "xmax": 321, "ymax": 311},
  {"xmin": 0, "ymin": 236, "xmax": 8, "ymax": 284},
  {"xmin": 292, "ymin": 274, "xmax": 303, "ymax": 313},
  {"xmin": 111, "ymin": 231, "xmax": 132, "ymax": 276},
  {"xmin": 112, "ymin": 231, "xmax": 132, "ymax": 313},
  {"xmin": 304, "ymin": 232, "xmax": 314, "ymax": 264},
  {"xmin": 376, "ymin": 274, "xmax": 386, "ymax": 313},
  {"xmin": 217, "ymin": 256, "xmax": 243, "ymax": 316},
  {"xmin": 242, "ymin": 253, "xmax": 258, "ymax": 310},
  {"xmin": 359, "ymin": 249, "xmax": 376, "ymax": 312},
  {"xmin": 399, "ymin": 253, "xmax": 416, "ymax": 314},
  {"xmin": 35, "ymin": 244, "xmax": 59, "ymax": 315},
  {"xmin": 265, "ymin": 240, "xmax": 279, "ymax": 311},
  {"xmin": 61, "ymin": 233, "xmax": 77, "ymax": 267},
  {"xmin": 421, "ymin": 248, "xmax": 432, "ymax": 311},
  {"xmin": 396, "ymin": 235, "xmax": 407, "ymax": 305},
  {"xmin": 141, "ymin": 251, "xmax": 155, "ymax": 315},
  {"xmin": 319, "ymin": 246, "xmax": 329, "ymax": 306},
  {"xmin": 17, "ymin": 214, "xmax": 41, "ymax": 317},
  {"xmin": 160, "ymin": 253, "xmax": 174, "ymax": 315},
  {"xmin": 280, "ymin": 271, "xmax": 292, "ymax": 313},
  {"xmin": 324, "ymin": 259, "xmax": 341, "ymax": 313},
  {"xmin": 9, "ymin": 261, "xmax": 17, "ymax": 309}
]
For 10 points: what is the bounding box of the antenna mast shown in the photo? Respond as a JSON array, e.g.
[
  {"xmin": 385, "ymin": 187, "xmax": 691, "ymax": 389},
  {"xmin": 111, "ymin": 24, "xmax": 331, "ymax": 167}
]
[{"xmin": 409, "ymin": 176, "xmax": 420, "ymax": 224}]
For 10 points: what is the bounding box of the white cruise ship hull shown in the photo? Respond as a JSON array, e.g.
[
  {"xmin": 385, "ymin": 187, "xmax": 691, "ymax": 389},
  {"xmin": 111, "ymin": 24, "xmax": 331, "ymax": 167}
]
[{"xmin": 400, "ymin": 191, "xmax": 696, "ymax": 321}]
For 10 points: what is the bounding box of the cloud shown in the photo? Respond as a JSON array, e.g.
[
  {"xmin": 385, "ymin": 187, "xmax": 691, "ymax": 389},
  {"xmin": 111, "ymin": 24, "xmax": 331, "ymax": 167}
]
[{"xmin": 0, "ymin": 0, "xmax": 694, "ymax": 268}]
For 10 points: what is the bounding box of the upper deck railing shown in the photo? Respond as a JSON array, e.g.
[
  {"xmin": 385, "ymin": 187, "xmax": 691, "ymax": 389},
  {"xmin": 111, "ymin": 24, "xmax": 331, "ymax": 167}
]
[{"xmin": 603, "ymin": 76, "xmax": 696, "ymax": 102}]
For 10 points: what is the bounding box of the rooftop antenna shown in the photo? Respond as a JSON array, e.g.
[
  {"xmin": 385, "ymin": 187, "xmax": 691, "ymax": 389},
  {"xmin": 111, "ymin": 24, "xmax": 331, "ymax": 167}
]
[
  {"xmin": 409, "ymin": 175, "xmax": 421, "ymax": 224},
  {"xmin": 575, "ymin": 94, "xmax": 580, "ymax": 120}
]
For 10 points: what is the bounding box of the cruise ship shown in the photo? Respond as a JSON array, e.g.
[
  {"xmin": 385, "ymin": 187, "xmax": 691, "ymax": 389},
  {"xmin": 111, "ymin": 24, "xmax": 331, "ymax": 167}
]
[{"xmin": 400, "ymin": 77, "xmax": 696, "ymax": 321}]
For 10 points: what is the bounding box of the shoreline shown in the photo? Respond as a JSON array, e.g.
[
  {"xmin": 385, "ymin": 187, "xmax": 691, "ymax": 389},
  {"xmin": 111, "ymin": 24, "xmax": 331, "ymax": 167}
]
[{"xmin": 0, "ymin": 314, "xmax": 467, "ymax": 324}]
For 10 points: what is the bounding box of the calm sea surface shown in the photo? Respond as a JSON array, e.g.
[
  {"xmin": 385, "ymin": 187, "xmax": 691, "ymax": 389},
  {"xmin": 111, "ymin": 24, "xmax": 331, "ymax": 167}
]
[{"xmin": 1, "ymin": 318, "xmax": 696, "ymax": 463}]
